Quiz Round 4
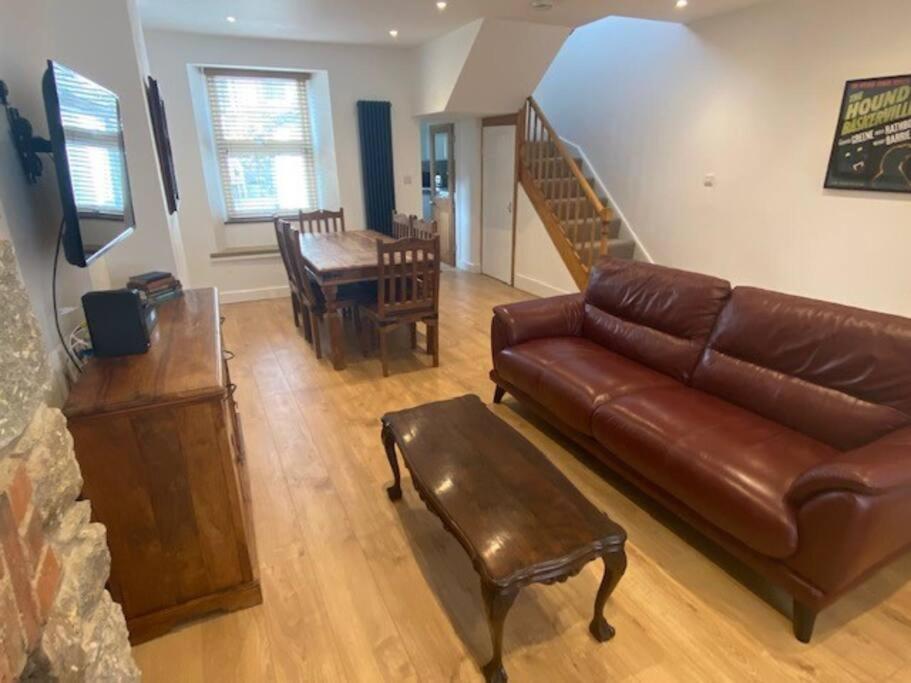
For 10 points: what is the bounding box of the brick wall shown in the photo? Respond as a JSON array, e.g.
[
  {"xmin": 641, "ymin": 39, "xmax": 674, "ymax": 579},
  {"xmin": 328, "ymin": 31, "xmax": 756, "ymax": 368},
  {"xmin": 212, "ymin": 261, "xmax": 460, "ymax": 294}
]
[
  {"xmin": 1, "ymin": 463, "xmax": 63, "ymax": 680},
  {"xmin": 0, "ymin": 239, "xmax": 139, "ymax": 680}
]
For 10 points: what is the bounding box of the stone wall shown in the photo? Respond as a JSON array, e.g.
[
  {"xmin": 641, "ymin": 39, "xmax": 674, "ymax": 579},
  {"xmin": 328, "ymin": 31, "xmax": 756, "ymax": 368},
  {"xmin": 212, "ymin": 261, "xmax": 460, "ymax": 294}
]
[{"xmin": 0, "ymin": 239, "xmax": 139, "ymax": 681}]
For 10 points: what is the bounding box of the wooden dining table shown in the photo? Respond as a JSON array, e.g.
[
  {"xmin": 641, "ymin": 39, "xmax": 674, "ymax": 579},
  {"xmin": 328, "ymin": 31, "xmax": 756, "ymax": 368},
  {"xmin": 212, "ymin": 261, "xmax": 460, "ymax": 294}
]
[{"xmin": 297, "ymin": 229, "xmax": 394, "ymax": 370}]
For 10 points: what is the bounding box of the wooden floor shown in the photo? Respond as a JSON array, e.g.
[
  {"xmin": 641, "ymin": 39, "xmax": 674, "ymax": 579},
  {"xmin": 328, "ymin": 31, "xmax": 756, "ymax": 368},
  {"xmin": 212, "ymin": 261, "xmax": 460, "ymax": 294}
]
[{"xmin": 133, "ymin": 270, "xmax": 911, "ymax": 682}]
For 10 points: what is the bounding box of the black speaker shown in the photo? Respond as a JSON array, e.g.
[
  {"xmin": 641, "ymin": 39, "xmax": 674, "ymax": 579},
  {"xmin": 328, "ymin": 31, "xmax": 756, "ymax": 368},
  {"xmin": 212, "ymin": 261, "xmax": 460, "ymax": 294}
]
[{"xmin": 82, "ymin": 289, "xmax": 157, "ymax": 357}]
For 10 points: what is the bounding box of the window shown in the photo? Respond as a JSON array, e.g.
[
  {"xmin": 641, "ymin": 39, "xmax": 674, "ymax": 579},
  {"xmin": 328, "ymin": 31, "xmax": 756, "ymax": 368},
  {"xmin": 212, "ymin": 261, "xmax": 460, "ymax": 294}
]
[
  {"xmin": 204, "ymin": 68, "xmax": 318, "ymax": 221},
  {"xmin": 55, "ymin": 65, "xmax": 126, "ymax": 217}
]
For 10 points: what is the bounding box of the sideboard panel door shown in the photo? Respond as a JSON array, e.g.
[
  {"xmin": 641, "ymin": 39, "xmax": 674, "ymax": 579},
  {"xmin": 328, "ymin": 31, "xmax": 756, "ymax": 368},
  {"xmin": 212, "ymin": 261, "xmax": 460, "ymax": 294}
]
[{"xmin": 64, "ymin": 289, "xmax": 261, "ymax": 644}]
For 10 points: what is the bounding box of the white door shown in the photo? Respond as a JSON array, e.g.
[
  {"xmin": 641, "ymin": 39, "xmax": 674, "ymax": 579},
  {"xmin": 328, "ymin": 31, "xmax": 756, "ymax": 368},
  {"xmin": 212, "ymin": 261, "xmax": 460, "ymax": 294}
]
[{"xmin": 481, "ymin": 125, "xmax": 516, "ymax": 284}]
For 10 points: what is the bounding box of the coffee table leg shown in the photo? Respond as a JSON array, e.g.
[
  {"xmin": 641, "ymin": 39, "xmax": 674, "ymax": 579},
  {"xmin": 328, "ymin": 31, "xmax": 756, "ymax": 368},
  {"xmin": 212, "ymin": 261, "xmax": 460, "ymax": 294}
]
[
  {"xmin": 381, "ymin": 422, "xmax": 402, "ymax": 501},
  {"xmin": 590, "ymin": 549, "xmax": 627, "ymax": 642},
  {"xmin": 480, "ymin": 581, "xmax": 518, "ymax": 683}
]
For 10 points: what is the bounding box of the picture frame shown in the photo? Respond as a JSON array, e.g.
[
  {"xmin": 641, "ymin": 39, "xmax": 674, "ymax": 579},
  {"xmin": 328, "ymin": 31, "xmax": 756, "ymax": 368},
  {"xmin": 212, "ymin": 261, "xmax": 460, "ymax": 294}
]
[
  {"xmin": 824, "ymin": 74, "xmax": 911, "ymax": 194},
  {"xmin": 146, "ymin": 75, "xmax": 180, "ymax": 213}
]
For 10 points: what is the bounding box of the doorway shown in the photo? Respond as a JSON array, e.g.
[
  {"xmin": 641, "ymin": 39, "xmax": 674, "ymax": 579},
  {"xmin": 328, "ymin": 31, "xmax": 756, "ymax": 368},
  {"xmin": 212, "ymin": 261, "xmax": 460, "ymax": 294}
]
[
  {"xmin": 481, "ymin": 116, "xmax": 517, "ymax": 284},
  {"xmin": 429, "ymin": 123, "xmax": 456, "ymax": 266}
]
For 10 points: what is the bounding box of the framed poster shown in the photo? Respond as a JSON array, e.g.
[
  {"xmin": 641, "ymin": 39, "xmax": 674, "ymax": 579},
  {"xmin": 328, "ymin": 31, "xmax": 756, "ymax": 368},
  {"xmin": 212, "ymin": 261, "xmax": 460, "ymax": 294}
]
[
  {"xmin": 824, "ymin": 74, "xmax": 911, "ymax": 194},
  {"xmin": 146, "ymin": 76, "xmax": 180, "ymax": 214}
]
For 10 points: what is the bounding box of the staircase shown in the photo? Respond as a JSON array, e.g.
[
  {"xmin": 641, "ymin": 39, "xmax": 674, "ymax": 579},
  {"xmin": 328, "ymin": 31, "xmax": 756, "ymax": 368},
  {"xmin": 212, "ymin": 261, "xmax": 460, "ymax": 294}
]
[{"xmin": 517, "ymin": 97, "xmax": 635, "ymax": 289}]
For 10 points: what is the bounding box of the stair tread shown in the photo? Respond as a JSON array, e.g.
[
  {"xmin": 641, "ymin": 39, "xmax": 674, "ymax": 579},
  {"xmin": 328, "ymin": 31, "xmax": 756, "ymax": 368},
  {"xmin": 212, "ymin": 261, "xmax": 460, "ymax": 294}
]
[
  {"xmin": 549, "ymin": 196, "xmax": 609, "ymax": 203},
  {"xmin": 562, "ymin": 215, "xmax": 617, "ymax": 224},
  {"xmin": 573, "ymin": 237, "xmax": 634, "ymax": 246}
]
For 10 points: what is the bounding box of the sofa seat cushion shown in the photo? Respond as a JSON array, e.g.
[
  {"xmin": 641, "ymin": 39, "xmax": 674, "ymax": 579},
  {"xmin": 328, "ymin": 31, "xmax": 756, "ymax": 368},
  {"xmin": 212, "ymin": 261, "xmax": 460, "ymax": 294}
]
[
  {"xmin": 592, "ymin": 386, "xmax": 837, "ymax": 558},
  {"xmin": 495, "ymin": 337, "xmax": 678, "ymax": 434}
]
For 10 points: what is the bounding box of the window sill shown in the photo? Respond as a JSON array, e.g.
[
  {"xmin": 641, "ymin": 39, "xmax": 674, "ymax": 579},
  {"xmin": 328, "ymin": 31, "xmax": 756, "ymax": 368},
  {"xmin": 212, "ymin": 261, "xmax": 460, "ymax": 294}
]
[
  {"xmin": 224, "ymin": 214, "xmax": 298, "ymax": 225},
  {"xmin": 210, "ymin": 246, "xmax": 279, "ymax": 262}
]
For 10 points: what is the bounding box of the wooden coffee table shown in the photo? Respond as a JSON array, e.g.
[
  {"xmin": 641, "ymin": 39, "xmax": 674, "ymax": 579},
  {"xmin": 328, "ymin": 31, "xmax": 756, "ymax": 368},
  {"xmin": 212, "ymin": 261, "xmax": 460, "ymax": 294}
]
[{"xmin": 380, "ymin": 394, "xmax": 627, "ymax": 683}]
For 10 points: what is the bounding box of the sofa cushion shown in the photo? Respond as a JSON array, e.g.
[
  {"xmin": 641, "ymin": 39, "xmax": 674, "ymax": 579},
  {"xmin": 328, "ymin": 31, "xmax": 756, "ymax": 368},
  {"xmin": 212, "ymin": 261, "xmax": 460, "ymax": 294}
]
[
  {"xmin": 495, "ymin": 337, "xmax": 677, "ymax": 434},
  {"xmin": 692, "ymin": 287, "xmax": 911, "ymax": 451},
  {"xmin": 583, "ymin": 259, "xmax": 731, "ymax": 383},
  {"xmin": 592, "ymin": 386, "xmax": 836, "ymax": 558}
]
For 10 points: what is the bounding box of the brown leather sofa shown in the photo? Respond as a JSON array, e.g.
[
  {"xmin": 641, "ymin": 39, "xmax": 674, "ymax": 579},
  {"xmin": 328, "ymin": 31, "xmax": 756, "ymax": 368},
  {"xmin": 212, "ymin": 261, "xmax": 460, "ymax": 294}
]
[{"xmin": 490, "ymin": 258, "xmax": 911, "ymax": 642}]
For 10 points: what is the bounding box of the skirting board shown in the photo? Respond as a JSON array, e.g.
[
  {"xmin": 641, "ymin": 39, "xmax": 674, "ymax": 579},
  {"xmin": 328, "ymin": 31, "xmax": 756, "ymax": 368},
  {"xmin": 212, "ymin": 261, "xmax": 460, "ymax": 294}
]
[
  {"xmin": 458, "ymin": 260, "xmax": 482, "ymax": 273},
  {"xmin": 220, "ymin": 285, "xmax": 290, "ymax": 304},
  {"xmin": 513, "ymin": 273, "xmax": 575, "ymax": 299}
]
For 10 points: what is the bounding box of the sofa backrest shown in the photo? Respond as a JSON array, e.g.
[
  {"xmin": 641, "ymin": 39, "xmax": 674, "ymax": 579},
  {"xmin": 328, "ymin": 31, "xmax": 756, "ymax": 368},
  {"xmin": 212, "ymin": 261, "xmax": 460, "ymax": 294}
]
[
  {"xmin": 582, "ymin": 259, "xmax": 731, "ymax": 383},
  {"xmin": 692, "ymin": 287, "xmax": 911, "ymax": 450}
]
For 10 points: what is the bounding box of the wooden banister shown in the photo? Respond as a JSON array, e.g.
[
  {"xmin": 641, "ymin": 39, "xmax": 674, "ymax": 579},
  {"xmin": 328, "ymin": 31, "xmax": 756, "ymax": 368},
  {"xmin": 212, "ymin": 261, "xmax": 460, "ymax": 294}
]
[
  {"xmin": 517, "ymin": 96, "xmax": 617, "ymax": 285},
  {"xmin": 525, "ymin": 98, "xmax": 611, "ymax": 221}
]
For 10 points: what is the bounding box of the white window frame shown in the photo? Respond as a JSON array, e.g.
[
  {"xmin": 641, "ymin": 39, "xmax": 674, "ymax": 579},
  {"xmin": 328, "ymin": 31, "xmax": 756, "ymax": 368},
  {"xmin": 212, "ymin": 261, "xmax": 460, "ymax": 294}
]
[{"xmin": 203, "ymin": 67, "xmax": 318, "ymax": 222}]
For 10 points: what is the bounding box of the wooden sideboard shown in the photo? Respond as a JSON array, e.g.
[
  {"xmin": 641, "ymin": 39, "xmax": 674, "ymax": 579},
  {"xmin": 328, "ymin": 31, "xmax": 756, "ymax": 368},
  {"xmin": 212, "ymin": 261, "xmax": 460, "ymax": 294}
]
[{"xmin": 63, "ymin": 288, "xmax": 261, "ymax": 644}]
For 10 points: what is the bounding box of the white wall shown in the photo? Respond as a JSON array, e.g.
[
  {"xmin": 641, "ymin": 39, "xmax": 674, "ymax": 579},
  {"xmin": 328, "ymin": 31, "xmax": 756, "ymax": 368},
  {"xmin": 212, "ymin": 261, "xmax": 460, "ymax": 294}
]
[
  {"xmin": 535, "ymin": 0, "xmax": 911, "ymax": 316},
  {"xmin": 446, "ymin": 19, "xmax": 569, "ymax": 116},
  {"xmin": 514, "ymin": 185, "xmax": 577, "ymax": 297},
  {"xmin": 144, "ymin": 30, "xmax": 423, "ymax": 301},
  {"xmin": 416, "ymin": 21, "xmax": 482, "ymax": 116},
  {"xmin": 0, "ymin": 0, "xmax": 182, "ymax": 392},
  {"xmin": 416, "ymin": 19, "xmax": 568, "ymax": 118}
]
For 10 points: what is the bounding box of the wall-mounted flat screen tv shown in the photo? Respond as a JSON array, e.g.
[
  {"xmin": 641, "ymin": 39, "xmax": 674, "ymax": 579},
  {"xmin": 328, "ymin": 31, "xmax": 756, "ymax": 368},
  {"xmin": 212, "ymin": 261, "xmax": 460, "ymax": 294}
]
[{"xmin": 42, "ymin": 60, "xmax": 134, "ymax": 267}]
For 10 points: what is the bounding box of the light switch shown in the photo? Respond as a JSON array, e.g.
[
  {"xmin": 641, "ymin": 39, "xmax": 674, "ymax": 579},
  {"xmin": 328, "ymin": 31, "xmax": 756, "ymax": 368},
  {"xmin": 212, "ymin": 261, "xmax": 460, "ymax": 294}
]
[
  {"xmin": 403, "ymin": 175, "xmax": 413, "ymax": 185},
  {"xmin": 704, "ymin": 173, "xmax": 716, "ymax": 188}
]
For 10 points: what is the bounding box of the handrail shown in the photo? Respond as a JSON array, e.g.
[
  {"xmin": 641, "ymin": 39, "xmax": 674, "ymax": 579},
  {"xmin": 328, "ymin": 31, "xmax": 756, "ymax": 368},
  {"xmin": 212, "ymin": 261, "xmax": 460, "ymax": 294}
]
[{"xmin": 525, "ymin": 97, "xmax": 611, "ymax": 221}]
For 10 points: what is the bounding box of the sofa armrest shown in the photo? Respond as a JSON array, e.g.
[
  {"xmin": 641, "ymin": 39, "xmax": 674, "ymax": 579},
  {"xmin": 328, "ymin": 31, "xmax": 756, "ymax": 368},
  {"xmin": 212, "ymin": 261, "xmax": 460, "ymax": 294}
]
[
  {"xmin": 787, "ymin": 427, "xmax": 911, "ymax": 504},
  {"xmin": 491, "ymin": 294, "xmax": 584, "ymax": 356}
]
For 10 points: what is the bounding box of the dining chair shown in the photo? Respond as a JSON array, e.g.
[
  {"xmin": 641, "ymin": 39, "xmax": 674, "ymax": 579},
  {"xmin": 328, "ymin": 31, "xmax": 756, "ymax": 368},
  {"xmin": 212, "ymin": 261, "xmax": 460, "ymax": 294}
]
[
  {"xmin": 299, "ymin": 208, "xmax": 346, "ymax": 234},
  {"xmin": 391, "ymin": 212, "xmax": 414, "ymax": 239},
  {"xmin": 273, "ymin": 215, "xmax": 303, "ymax": 328},
  {"xmin": 412, "ymin": 218, "xmax": 438, "ymax": 240},
  {"xmin": 280, "ymin": 220, "xmax": 364, "ymax": 359},
  {"xmin": 359, "ymin": 236, "xmax": 440, "ymax": 377}
]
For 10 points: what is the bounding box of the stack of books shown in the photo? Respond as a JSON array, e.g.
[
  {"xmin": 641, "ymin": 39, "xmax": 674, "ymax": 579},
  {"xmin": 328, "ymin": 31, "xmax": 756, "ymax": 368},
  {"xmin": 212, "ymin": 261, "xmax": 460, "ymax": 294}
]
[{"xmin": 127, "ymin": 271, "xmax": 183, "ymax": 306}]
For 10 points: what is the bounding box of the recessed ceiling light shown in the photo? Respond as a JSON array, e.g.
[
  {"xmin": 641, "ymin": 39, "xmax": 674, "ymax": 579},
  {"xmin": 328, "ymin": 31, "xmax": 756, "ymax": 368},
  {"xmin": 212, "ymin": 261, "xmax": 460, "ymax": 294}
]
[
  {"xmin": 389, "ymin": 29, "xmax": 399, "ymax": 38},
  {"xmin": 436, "ymin": 1, "xmax": 447, "ymax": 10},
  {"xmin": 530, "ymin": 0, "xmax": 553, "ymax": 11},
  {"xmin": 675, "ymin": 0, "xmax": 688, "ymax": 7},
  {"xmin": 226, "ymin": 15, "xmax": 237, "ymax": 22}
]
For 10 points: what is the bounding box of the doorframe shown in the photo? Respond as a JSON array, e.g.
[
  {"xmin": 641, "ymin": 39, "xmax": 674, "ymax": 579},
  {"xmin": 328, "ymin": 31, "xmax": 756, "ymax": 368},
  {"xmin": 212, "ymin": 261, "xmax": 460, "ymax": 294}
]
[
  {"xmin": 480, "ymin": 113, "xmax": 519, "ymax": 285},
  {"xmin": 429, "ymin": 123, "xmax": 456, "ymax": 266}
]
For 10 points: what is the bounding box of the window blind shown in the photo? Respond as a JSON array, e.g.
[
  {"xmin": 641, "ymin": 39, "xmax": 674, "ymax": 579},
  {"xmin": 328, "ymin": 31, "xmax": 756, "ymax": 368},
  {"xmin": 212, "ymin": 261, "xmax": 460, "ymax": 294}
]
[
  {"xmin": 204, "ymin": 69, "xmax": 318, "ymax": 221},
  {"xmin": 56, "ymin": 66, "xmax": 126, "ymax": 216}
]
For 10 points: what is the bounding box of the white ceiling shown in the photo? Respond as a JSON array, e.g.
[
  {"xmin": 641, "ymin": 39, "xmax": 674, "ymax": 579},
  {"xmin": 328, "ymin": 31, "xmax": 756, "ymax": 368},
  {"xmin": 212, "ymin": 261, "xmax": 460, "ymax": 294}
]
[{"xmin": 138, "ymin": 0, "xmax": 766, "ymax": 46}]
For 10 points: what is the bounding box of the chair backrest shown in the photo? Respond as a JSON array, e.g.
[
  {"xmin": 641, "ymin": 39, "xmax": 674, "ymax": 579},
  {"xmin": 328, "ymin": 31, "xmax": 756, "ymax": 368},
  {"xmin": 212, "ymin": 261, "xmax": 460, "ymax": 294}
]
[
  {"xmin": 412, "ymin": 218, "xmax": 437, "ymax": 240},
  {"xmin": 391, "ymin": 212, "xmax": 414, "ymax": 239},
  {"xmin": 279, "ymin": 219, "xmax": 321, "ymax": 306},
  {"xmin": 376, "ymin": 236, "xmax": 440, "ymax": 318},
  {"xmin": 273, "ymin": 215, "xmax": 294, "ymax": 281},
  {"xmin": 300, "ymin": 208, "xmax": 345, "ymax": 234}
]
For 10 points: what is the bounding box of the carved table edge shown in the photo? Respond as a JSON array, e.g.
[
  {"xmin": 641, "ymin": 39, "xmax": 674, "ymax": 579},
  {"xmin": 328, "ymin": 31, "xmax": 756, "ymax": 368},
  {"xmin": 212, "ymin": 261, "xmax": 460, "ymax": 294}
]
[{"xmin": 380, "ymin": 413, "xmax": 628, "ymax": 591}]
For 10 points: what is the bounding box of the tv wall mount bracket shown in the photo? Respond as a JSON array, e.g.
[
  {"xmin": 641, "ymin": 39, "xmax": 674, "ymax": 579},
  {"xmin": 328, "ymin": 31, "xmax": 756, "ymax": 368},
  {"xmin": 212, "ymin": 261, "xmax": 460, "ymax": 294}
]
[{"xmin": 0, "ymin": 79, "xmax": 52, "ymax": 184}]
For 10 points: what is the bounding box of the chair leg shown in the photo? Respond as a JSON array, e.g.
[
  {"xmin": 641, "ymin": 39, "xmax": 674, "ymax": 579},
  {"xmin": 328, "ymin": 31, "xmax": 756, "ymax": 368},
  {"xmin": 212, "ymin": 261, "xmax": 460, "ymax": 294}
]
[
  {"xmin": 291, "ymin": 294, "xmax": 301, "ymax": 327},
  {"xmin": 425, "ymin": 322, "xmax": 435, "ymax": 356},
  {"xmin": 410, "ymin": 323, "xmax": 417, "ymax": 349},
  {"xmin": 353, "ymin": 306, "xmax": 362, "ymax": 336},
  {"xmin": 359, "ymin": 313, "xmax": 371, "ymax": 357},
  {"xmin": 431, "ymin": 321, "xmax": 440, "ymax": 368},
  {"xmin": 311, "ymin": 311, "xmax": 323, "ymax": 359},
  {"xmin": 301, "ymin": 302, "xmax": 313, "ymax": 343},
  {"xmin": 379, "ymin": 328, "xmax": 390, "ymax": 377}
]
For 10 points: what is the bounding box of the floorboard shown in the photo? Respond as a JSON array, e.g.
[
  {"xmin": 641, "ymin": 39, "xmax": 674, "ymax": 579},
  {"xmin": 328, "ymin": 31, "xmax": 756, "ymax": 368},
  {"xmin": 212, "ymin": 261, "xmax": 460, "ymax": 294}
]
[{"xmin": 133, "ymin": 270, "xmax": 911, "ymax": 682}]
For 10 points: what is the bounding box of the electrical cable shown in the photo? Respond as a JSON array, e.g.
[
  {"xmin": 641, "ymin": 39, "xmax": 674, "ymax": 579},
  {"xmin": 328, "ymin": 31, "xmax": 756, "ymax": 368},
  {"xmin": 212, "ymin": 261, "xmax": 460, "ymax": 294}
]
[{"xmin": 53, "ymin": 216, "xmax": 82, "ymax": 373}]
